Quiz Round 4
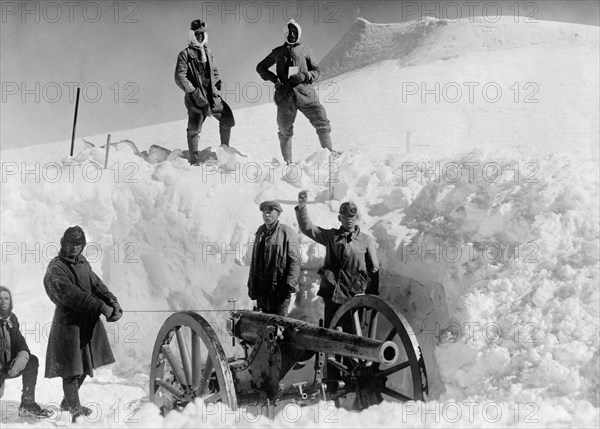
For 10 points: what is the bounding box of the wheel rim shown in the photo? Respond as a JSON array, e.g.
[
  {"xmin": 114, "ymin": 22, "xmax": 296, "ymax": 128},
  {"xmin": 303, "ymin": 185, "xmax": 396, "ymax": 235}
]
[
  {"xmin": 149, "ymin": 311, "xmax": 237, "ymax": 414},
  {"xmin": 329, "ymin": 295, "xmax": 428, "ymax": 408}
]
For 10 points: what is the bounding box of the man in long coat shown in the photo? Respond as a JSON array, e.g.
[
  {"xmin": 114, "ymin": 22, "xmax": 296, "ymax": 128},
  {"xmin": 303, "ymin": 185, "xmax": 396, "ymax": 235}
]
[{"xmin": 44, "ymin": 226, "xmax": 123, "ymax": 421}]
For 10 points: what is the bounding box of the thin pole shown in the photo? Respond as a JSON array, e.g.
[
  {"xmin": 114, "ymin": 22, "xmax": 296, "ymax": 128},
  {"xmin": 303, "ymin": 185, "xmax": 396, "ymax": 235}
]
[
  {"xmin": 69, "ymin": 87, "xmax": 81, "ymax": 156},
  {"xmin": 328, "ymin": 153, "xmax": 333, "ymax": 201},
  {"xmin": 104, "ymin": 134, "xmax": 111, "ymax": 169},
  {"xmin": 406, "ymin": 130, "xmax": 410, "ymax": 154}
]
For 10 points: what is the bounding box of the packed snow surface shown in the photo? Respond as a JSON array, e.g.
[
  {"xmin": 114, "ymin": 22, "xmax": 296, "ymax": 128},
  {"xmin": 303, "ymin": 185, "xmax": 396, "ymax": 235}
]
[{"xmin": 1, "ymin": 17, "xmax": 598, "ymax": 428}]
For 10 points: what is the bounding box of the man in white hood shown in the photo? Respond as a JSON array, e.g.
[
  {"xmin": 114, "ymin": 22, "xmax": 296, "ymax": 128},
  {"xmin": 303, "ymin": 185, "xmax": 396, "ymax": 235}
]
[{"xmin": 257, "ymin": 19, "xmax": 336, "ymax": 164}]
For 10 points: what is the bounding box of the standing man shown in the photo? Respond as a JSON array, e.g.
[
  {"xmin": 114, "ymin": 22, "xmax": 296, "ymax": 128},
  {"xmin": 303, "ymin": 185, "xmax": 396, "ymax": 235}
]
[
  {"xmin": 0, "ymin": 286, "xmax": 52, "ymax": 418},
  {"xmin": 247, "ymin": 201, "xmax": 300, "ymax": 316},
  {"xmin": 295, "ymin": 191, "xmax": 379, "ymax": 327},
  {"xmin": 257, "ymin": 19, "xmax": 336, "ymax": 165},
  {"xmin": 43, "ymin": 226, "xmax": 123, "ymax": 422},
  {"xmin": 175, "ymin": 19, "xmax": 235, "ymax": 166}
]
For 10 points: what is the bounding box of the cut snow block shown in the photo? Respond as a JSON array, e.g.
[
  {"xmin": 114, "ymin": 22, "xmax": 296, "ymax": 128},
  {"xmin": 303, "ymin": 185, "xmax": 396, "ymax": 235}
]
[{"xmin": 145, "ymin": 144, "xmax": 171, "ymax": 164}]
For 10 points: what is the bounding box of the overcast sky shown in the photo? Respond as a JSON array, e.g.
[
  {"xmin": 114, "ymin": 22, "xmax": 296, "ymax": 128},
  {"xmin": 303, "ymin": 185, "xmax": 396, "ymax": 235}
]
[{"xmin": 1, "ymin": 0, "xmax": 599, "ymax": 150}]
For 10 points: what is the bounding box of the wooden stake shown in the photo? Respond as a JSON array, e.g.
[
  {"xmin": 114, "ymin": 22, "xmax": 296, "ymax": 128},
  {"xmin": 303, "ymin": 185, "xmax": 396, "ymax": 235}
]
[
  {"xmin": 328, "ymin": 153, "xmax": 333, "ymax": 201},
  {"xmin": 104, "ymin": 134, "xmax": 111, "ymax": 169},
  {"xmin": 69, "ymin": 87, "xmax": 81, "ymax": 156}
]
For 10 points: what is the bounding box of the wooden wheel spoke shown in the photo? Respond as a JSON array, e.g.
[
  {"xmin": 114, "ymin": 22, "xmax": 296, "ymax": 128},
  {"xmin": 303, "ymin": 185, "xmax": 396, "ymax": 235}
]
[
  {"xmin": 198, "ymin": 357, "xmax": 214, "ymax": 396},
  {"xmin": 161, "ymin": 345, "xmax": 188, "ymax": 386},
  {"xmin": 191, "ymin": 333, "xmax": 202, "ymax": 391},
  {"xmin": 155, "ymin": 379, "xmax": 184, "ymax": 397},
  {"xmin": 376, "ymin": 361, "xmax": 411, "ymax": 378},
  {"xmin": 353, "ymin": 310, "xmax": 362, "ymax": 337},
  {"xmin": 381, "ymin": 387, "xmax": 413, "ymax": 402},
  {"xmin": 368, "ymin": 310, "xmax": 379, "ymax": 340},
  {"xmin": 385, "ymin": 328, "xmax": 397, "ymax": 342},
  {"xmin": 176, "ymin": 328, "xmax": 193, "ymax": 385},
  {"xmin": 203, "ymin": 391, "xmax": 221, "ymax": 404}
]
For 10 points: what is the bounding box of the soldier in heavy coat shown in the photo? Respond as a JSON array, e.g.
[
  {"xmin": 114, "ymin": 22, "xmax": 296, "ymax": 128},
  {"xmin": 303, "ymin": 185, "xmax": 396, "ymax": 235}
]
[
  {"xmin": 295, "ymin": 191, "xmax": 379, "ymax": 327},
  {"xmin": 256, "ymin": 19, "xmax": 336, "ymax": 164},
  {"xmin": 247, "ymin": 201, "xmax": 300, "ymax": 316},
  {"xmin": 43, "ymin": 226, "xmax": 123, "ymax": 421},
  {"xmin": 0, "ymin": 286, "xmax": 52, "ymax": 418},
  {"xmin": 175, "ymin": 19, "xmax": 235, "ymax": 165}
]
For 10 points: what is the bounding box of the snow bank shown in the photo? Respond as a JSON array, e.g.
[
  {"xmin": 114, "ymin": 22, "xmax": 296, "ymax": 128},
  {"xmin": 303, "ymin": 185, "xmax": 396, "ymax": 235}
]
[{"xmin": 1, "ymin": 142, "xmax": 598, "ymax": 427}]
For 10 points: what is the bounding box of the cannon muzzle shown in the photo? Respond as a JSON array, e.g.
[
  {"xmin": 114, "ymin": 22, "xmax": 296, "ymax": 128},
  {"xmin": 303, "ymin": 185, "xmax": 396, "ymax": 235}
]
[{"xmin": 230, "ymin": 311, "xmax": 399, "ymax": 365}]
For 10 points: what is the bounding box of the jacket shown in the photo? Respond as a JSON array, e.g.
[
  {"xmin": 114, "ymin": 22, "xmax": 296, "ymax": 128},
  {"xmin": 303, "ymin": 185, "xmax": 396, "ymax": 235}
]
[
  {"xmin": 247, "ymin": 222, "xmax": 300, "ymax": 301},
  {"xmin": 256, "ymin": 42, "xmax": 322, "ymax": 106},
  {"xmin": 43, "ymin": 253, "xmax": 117, "ymax": 378},
  {"xmin": 175, "ymin": 46, "xmax": 223, "ymax": 112},
  {"xmin": 295, "ymin": 205, "xmax": 380, "ymax": 304}
]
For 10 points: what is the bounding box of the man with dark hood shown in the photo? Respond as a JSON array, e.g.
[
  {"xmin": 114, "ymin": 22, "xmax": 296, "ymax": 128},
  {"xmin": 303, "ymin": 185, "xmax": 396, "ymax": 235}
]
[
  {"xmin": 257, "ymin": 19, "xmax": 336, "ymax": 164},
  {"xmin": 247, "ymin": 201, "xmax": 300, "ymax": 316},
  {"xmin": 43, "ymin": 226, "xmax": 123, "ymax": 422},
  {"xmin": 0, "ymin": 286, "xmax": 53, "ymax": 418},
  {"xmin": 295, "ymin": 191, "xmax": 379, "ymax": 327},
  {"xmin": 175, "ymin": 19, "xmax": 235, "ymax": 166}
]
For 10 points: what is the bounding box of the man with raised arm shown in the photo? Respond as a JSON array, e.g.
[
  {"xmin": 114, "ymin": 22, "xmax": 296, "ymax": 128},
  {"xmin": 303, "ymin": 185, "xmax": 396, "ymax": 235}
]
[{"xmin": 295, "ymin": 191, "xmax": 379, "ymax": 327}]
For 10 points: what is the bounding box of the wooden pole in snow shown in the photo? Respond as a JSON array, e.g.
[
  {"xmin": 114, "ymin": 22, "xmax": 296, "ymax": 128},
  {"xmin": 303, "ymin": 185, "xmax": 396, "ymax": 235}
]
[
  {"xmin": 69, "ymin": 87, "xmax": 81, "ymax": 156},
  {"xmin": 104, "ymin": 134, "xmax": 111, "ymax": 169},
  {"xmin": 328, "ymin": 153, "xmax": 333, "ymax": 201}
]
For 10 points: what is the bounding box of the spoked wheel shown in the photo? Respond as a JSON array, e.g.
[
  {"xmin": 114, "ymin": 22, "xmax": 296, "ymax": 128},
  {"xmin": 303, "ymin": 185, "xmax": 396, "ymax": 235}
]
[
  {"xmin": 328, "ymin": 295, "xmax": 428, "ymax": 409},
  {"xmin": 149, "ymin": 312, "xmax": 237, "ymax": 414}
]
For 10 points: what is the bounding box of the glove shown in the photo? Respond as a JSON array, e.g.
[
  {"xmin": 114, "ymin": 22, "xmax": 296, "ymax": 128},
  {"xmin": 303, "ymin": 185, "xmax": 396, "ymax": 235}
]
[
  {"xmin": 298, "ymin": 190, "xmax": 308, "ymax": 208},
  {"xmin": 215, "ymin": 80, "xmax": 222, "ymax": 91},
  {"xmin": 7, "ymin": 351, "xmax": 29, "ymax": 377},
  {"xmin": 288, "ymin": 73, "xmax": 306, "ymax": 86},
  {"xmin": 274, "ymin": 78, "xmax": 283, "ymax": 90},
  {"xmin": 107, "ymin": 302, "xmax": 123, "ymax": 322},
  {"xmin": 191, "ymin": 88, "xmax": 209, "ymax": 108},
  {"xmin": 101, "ymin": 305, "xmax": 114, "ymax": 320}
]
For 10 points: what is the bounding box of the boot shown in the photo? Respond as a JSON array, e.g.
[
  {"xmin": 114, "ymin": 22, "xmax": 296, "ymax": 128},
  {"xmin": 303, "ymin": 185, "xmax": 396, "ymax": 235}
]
[
  {"xmin": 62, "ymin": 376, "xmax": 92, "ymax": 422},
  {"xmin": 18, "ymin": 402, "xmax": 53, "ymax": 419},
  {"xmin": 219, "ymin": 126, "xmax": 231, "ymax": 147},
  {"xmin": 278, "ymin": 134, "xmax": 292, "ymax": 165},
  {"xmin": 187, "ymin": 129, "xmax": 200, "ymax": 166}
]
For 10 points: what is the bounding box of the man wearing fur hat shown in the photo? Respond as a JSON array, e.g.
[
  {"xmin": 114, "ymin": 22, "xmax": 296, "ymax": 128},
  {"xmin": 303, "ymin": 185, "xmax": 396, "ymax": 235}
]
[
  {"xmin": 43, "ymin": 226, "xmax": 123, "ymax": 422},
  {"xmin": 295, "ymin": 191, "xmax": 379, "ymax": 327},
  {"xmin": 257, "ymin": 19, "xmax": 336, "ymax": 164},
  {"xmin": 247, "ymin": 201, "xmax": 300, "ymax": 316},
  {"xmin": 175, "ymin": 19, "xmax": 235, "ymax": 166},
  {"xmin": 0, "ymin": 286, "xmax": 53, "ymax": 418}
]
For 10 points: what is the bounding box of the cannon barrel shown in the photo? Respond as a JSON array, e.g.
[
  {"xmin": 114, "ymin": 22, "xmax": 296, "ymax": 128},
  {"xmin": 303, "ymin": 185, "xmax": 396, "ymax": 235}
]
[{"xmin": 231, "ymin": 311, "xmax": 399, "ymax": 365}]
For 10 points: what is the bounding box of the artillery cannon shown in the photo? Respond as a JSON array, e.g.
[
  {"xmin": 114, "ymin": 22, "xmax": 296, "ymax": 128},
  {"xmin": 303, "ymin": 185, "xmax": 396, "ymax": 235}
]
[{"xmin": 149, "ymin": 295, "xmax": 428, "ymax": 414}]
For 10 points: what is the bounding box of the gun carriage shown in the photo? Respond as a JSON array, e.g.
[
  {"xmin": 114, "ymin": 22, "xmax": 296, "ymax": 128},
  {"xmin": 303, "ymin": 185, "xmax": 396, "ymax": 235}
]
[{"xmin": 149, "ymin": 295, "xmax": 428, "ymax": 414}]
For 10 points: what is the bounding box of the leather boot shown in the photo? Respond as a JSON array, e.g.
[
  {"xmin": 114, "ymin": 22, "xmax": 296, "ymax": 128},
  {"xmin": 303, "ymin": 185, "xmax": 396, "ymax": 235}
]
[
  {"xmin": 278, "ymin": 134, "xmax": 292, "ymax": 164},
  {"xmin": 219, "ymin": 126, "xmax": 231, "ymax": 146},
  {"xmin": 187, "ymin": 129, "xmax": 200, "ymax": 166},
  {"xmin": 62, "ymin": 376, "xmax": 92, "ymax": 422}
]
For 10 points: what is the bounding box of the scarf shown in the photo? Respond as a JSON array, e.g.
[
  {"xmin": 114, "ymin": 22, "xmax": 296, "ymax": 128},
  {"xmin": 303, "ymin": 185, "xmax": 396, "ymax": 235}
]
[
  {"xmin": 188, "ymin": 30, "xmax": 208, "ymax": 63},
  {"xmin": 0, "ymin": 314, "xmax": 12, "ymax": 368}
]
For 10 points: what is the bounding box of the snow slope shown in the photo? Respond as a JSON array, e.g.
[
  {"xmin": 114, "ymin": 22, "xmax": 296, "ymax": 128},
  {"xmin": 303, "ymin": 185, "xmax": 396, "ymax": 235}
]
[{"xmin": 0, "ymin": 17, "xmax": 598, "ymax": 428}]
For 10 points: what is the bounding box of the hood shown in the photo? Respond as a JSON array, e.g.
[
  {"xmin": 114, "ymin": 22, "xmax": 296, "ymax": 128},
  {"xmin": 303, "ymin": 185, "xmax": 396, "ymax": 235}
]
[
  {"xmin": 0, "ymin": 285, "xmax": 13, "ymax": 317},
  {"xmin": 189, "ymin": 30, "xmax": 208, "ymax": 50},
  {"xmin": 284, "ymin": 19, "xmax": 302, "ymax": 43}
]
